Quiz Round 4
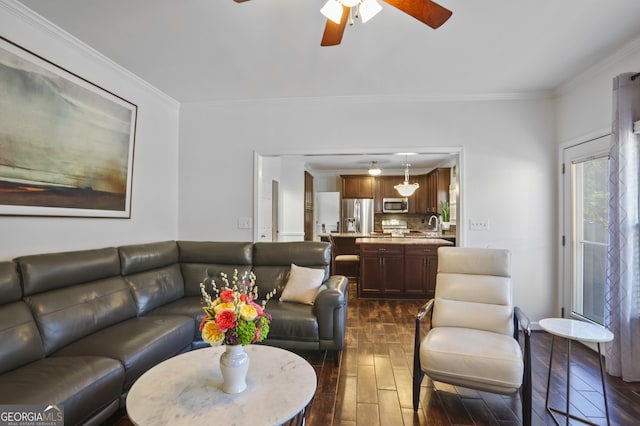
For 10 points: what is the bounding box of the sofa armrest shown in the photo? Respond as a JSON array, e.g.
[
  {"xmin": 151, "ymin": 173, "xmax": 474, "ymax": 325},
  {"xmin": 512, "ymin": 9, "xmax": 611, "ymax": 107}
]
[{"xmin": 313, "ymin": 275, "xmax": 349, "ymax": 344}]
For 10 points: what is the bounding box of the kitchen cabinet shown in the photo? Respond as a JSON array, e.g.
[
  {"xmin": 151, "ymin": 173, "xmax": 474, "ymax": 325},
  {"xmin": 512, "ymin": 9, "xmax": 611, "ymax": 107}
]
[
  {"xmin": 404, "ymin": 245, "xmax": 439, "ymax": 295},
  {"xmin": 358, "ymin": 244, "xmax": 404, "ymax": 295},
  {"xmin": 410, "ymin": 174, "xmax": 428, "ymax": 214},
  {"xmin": 374, "ymin": 175, "xmax": 427, "ymax": 213},
  {"xmin": 426, "ymin": 168, "xmax": 451, "ymax": 214},
  {"xmin": 341, "ymin": 175, "xmax": 375, "ymax": 199},
  {"xmin": 358, "ymin": 240, "xmax": 450, "ymax": 298},
  {"xmin": 375, "ymin": 176, "xmax": 401, "ymax": 213}
]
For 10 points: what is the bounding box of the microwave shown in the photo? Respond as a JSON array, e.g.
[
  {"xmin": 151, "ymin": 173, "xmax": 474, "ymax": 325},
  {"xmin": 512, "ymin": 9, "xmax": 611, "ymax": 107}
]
[{"xmin": 382, "ymin": 198, "xmax": 409, "ymax": 213}]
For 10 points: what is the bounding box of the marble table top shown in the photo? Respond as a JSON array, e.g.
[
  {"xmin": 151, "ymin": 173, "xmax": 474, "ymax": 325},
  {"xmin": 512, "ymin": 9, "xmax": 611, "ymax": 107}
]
[
  {"xmin": 126, "ymin": 345, "xmax": 317, "ymax": 426},
  {"xmin": 539, "ymin": 318, "xmax": 614, "ymax": 343}
]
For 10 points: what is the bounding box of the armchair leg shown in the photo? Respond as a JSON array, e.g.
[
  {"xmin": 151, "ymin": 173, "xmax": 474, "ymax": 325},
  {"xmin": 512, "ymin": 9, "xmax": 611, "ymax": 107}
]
[
  {"xmin": 332, "ymin": 350, "xmax": 341, "ymax": 367},
  {"xmin": 412, "ymin": 370, "xmax": 424, "ymax": 411}
]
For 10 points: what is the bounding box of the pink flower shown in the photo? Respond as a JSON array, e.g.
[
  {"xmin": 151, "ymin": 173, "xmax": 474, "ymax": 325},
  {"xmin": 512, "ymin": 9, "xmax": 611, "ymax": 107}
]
[
  {"xmin": 252, "ymin": 328, "xmax": 260, "ymax": 343},
  {"xmin": 220, "ymin": 289, "xmax": 234, "ymax": 303},
  {"xmin": 215, "ymin": 310, "xmax": 236, "ymax": 332},
  {"xmin": 249, "ymin": 301, "xmax": 263, "ymax": 317},
  {"xmin": 240, "ymin": 293, "xmax": 248, "ymax": 303}
]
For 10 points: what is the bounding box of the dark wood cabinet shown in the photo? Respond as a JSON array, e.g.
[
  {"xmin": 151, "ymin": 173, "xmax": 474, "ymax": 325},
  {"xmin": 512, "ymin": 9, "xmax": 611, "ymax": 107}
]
[
  {"xmin": 359, "ymin": 244, "xmax": 404, "ymax": 295},
  {"xmin": 411, "ymin": 174, "xmax": 428, "ymax": 214},
  {"xmin": 404, "ymin": 245, "xmax": 439, "ymax": 295},
  {"xmin": 425, "ymin": 168, "xmax": 451, "ymax": 214},
  {"xmin": 359, "ymin": 243, "xmax": 447, "ymax": 298},
  {"xmin": 341, "ymin": 175, "xmax": 375, "ymax": 199}
]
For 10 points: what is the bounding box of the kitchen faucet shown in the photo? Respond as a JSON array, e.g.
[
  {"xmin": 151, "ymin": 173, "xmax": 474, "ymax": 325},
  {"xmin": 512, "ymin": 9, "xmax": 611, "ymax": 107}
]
[{"xmin": 428, "ymin": 215, "xmax": 440, "ymax": 231}]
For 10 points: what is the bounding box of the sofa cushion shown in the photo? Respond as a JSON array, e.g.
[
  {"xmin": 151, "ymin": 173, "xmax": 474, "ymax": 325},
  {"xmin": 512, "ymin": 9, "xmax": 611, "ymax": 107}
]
[
  {"xmin": 147, "ymin": 296, "xmax": 205, "ymax": 339},
  {"xmin": 264, "ymin": 300, "xmax": 319, "ymax": 342},
  {"xmin": 24, "ymin": 277, "xmax": 138, "ymax": 355},
  {"xmin": 180, "ymin": 264, "xmax": 253, "ymax": 297},
  {"xmin": 125, "ymin": 264, "xmax": 185, "ymax": 315},
  {"xmin": 178, "ymin": 241, "xmax": 254, "ymax": 296},
  {"xmin": 53, "ymin": 315, "xmax": 194, "ymax": 389},
  {"xmin": 16, "ymin": 247, "xmax": 121, "ymax": 296},
  {"xmin": 280, "ymin": 264, "xmax": 326, "ymax": 305},
  {"xmin": 0, "ymin": 261, "xmax": 21, "ymax": 304},
  {"xmin": 0, "ymin": 261, "xmax": 46, "ymax": 374},
  {"xmin": 253, "ymin": 242, "xmax": 331, "ymax": 267},
  {"xmin": 0, "ymin": 301, "xmax": 45, "ymax": 374},
  {"xmin": 118, "ymin": 240, "xmax": 178, "ymax": 275},
  {"xmin": 0, "ymin": 356, "xmax": 124, "ymax": 426}
]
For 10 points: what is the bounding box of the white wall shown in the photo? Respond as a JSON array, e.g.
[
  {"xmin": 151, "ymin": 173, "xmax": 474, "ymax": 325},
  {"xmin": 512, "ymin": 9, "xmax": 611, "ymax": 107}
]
[
  {"xmin": 0, "ymin": 3, "xmax": 181, "ymax": 259},
  {"xmin": 178, "ymin": 96, "xmax": 557, "ymax": 321},
  {"xmin": 556, "ymin": 36, "xmax": 640, "ymax": 143}
]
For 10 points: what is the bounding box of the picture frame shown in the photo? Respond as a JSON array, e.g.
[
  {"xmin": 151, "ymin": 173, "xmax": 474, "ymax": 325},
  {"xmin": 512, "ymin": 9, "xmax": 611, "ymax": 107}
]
[{"xmin": 0, "ymin": 36, "xmax": 137, "ymax": 218}]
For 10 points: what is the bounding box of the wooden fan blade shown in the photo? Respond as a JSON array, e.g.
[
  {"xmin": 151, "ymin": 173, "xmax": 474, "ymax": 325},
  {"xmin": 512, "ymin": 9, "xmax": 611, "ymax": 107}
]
[
  {"xmin": 320, "ymin": 5, "xmax": 350, "ymax": 46},
  {"xmin": 233, "ymin": 0, "xmax": 251, "ymax": 3},
  {"xmin": 383, "ymin": 0, "xmax": 452, "ymax": 29}
]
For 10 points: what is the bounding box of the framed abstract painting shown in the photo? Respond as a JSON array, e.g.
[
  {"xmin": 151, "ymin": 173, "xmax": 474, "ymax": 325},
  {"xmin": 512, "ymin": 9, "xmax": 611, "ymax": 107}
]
[{"xmin": 0, "ymin": 36, "xmax": 137, "ymax": 218}]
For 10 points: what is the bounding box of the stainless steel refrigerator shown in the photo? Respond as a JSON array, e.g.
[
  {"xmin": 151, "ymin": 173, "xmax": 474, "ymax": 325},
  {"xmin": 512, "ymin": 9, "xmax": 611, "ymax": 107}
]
[{"xmin": 341, "ymin": 199, "xmax": 374, "ymax": 233}]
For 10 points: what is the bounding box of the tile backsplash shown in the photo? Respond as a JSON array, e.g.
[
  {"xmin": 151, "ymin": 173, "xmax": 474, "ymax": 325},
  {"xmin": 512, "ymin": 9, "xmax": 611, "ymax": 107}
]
[{"xmin": 374, "ymin": 214, "xmax": 456, "ymax": 233}]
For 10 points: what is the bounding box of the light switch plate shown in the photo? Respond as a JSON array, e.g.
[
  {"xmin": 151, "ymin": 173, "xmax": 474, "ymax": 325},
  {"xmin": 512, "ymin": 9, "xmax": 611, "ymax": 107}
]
[
  {"xmin": 469, "ymin": 219, "xmax": 489, "ymax": 231},
  {"xmin": 237, "ymin": 217, "xmax": 253, "ymax": 229}
]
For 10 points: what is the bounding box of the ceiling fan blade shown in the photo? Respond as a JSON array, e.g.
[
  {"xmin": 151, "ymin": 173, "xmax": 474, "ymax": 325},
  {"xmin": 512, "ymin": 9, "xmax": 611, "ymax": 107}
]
[
  {"xmin": 233, "ymin": 0, "xmax": 251, "ymax": 3},
  {"xmin": 383, "ymin": 0, "xmax": 452, "ymax": 29},
  {"xmin": 320, "ymin": 5, "xmax": 350, "ymax": 46}
]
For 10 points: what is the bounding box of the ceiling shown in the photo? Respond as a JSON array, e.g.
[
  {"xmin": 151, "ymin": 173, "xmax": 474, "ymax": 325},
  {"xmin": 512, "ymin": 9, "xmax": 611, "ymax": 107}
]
[
  {"xmin": 280, "ymin": 152, "xmax": 457, "ymax": 174},
  {"xmin": 18, "ymin": 0, "xmax": 640, "ymax": 104}
]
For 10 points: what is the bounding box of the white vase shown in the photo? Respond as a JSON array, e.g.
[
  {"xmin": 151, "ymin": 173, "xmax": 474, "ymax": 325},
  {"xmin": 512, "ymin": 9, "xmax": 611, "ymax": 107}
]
[
  {"xmin": 441, "ymin": 222, "xmax": 451, "ymax": 231},
  {"xmin": 219, "ymin": 344, "xmax": 249, "ymax": 393}
]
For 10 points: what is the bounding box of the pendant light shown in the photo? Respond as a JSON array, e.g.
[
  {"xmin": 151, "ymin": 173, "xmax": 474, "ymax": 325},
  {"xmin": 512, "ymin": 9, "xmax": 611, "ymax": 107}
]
[
  {"xmin": 368, "ymin": 161, "xmax": 381, "ymax": 176},
  {"xmin": 394, "ymin": 160, "xmax": 419, "ymax": 197}
]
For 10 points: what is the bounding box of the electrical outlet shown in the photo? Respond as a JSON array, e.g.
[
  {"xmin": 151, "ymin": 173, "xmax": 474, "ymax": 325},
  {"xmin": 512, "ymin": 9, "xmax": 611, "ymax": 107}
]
[
  {"xmin": 469, "ymin": 219, "xmax": 489, "ymax": 231},
  {"xmin": 237, "ymin": 217, "xmax": 252, "ymax": 229}
]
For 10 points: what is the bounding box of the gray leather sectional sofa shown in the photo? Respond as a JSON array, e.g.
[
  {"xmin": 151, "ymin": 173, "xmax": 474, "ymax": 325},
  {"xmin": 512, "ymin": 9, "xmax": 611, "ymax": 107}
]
[{"xmin": 0, "ymin": 240, "xmax": 348, "ymax": 425}]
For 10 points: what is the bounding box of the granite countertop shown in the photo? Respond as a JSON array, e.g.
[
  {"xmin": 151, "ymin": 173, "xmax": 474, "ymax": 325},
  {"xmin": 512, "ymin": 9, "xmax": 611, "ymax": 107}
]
[
  {"xmin": 355, "ymin": 237, "xmax": 454, "ymax": 245},
  {"xmin": 321, "ymin": 231, "xmax": 457, "ymax": 239}
]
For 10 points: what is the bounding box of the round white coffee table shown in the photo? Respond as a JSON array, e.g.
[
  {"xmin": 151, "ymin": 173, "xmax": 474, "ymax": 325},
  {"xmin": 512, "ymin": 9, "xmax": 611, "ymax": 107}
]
[
  {"xmin": 539, "ymin": 318, "xmax": 614, "ymax": 426},
  {"xmin": 126, "ymin": 345, "xmax": 317, "ymax": 425}
]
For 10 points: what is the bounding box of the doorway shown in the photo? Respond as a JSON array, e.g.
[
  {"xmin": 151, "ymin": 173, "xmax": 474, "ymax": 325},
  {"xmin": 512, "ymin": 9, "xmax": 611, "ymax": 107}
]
[{"xmin": 561, "ymin": 135, "xmax": 610, "ymax": 325}]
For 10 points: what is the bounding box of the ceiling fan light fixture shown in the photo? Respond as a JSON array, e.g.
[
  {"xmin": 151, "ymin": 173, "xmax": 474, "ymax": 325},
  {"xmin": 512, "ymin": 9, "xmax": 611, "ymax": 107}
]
[
  {"xmin": 341, "ymin": 0, "xmax": 360, "ymax": 7},
  {"xmin": 359, "ymin": 0, "xmax": 382, "ymax": 23},
  {"xmin": 320, "ymin": 0, "xmax": 344, "ymax": 24},
  {"xmin": 368, "ymin": 161, "xmax": 382, "ymax": 176}
]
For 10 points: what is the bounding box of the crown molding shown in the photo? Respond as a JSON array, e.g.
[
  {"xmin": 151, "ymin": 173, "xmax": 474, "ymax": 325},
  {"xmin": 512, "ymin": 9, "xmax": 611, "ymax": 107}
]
[
  {"xmin": 554, "ymin": 34, "xmax": 640, "ymax": 97},
  {"xmin": 184, "ymin": 90, "xmax": 553, "ymax": 108},
  {"xmin": 1, "ymin": 0, "xmax": 180, "ymax": 110}
]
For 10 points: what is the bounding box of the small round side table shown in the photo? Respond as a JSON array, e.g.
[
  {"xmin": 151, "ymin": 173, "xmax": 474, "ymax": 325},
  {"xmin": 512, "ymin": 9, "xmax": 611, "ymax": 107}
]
[{"xmin": 539, "ymin": 318, "xmax": 614, "ymax": 426}]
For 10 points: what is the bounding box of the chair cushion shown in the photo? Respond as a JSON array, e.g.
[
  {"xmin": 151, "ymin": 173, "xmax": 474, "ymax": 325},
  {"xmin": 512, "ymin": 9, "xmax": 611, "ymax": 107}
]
[
  {"xmin": 420, "ymin": 327, "xmax": 523, "ymax": 394},
  {"xmin": 335, "ymin": 255, "xmax": 359, "ymax": 262}
]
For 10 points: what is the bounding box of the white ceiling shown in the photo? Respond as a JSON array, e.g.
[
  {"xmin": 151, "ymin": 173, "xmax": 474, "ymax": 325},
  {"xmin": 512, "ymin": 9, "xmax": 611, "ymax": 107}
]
[
  {"xmin": 15, "ymin": 0, "xmax": 640, "ymax": 172},
  {"xmin": 18, "ymin": 0, "xmax": 640, "ymax": 104}
]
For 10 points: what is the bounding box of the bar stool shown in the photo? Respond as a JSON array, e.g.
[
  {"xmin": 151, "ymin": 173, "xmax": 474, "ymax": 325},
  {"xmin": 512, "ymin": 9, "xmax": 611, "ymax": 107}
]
[{"xmin": 329, "ymin": 235, "xmax": 359, "ymax": 282}]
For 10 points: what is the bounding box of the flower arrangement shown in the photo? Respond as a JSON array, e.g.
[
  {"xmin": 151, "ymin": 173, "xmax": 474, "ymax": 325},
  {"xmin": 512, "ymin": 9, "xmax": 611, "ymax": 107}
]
[{"xmin": 199, "ymin": 270, "xmax": 274, "ymax": 346}]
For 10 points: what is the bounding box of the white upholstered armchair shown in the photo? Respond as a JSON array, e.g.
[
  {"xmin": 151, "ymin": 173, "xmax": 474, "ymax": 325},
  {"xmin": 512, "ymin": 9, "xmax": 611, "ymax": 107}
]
[{"xmin": 412, "ymin": 247, "xmax": 531, "ymax": 426}]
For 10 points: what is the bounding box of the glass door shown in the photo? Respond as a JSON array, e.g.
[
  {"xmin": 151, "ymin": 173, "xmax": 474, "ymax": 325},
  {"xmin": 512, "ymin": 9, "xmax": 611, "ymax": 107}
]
[{"xmin": 562, "ymin": 135, "xmax": 610, "ymax": 325}]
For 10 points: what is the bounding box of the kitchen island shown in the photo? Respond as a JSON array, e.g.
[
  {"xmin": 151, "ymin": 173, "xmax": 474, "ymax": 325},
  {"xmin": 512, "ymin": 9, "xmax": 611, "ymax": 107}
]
[{"xmin": 355, "ymin": 237, "xmax": 453, "ymax": 298}]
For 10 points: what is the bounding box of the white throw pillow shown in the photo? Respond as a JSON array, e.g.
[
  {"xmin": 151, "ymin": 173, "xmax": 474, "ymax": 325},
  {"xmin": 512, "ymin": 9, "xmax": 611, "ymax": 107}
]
[{"xmin": 279, "ymin": 264, "xmax": 326, "ymax": 305}]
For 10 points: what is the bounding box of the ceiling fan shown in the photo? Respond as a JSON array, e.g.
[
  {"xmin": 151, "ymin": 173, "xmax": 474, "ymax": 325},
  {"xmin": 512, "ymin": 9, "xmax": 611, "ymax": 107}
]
[{"xmin": 233, "ymin": 0, "xmax": 452, "ymax": 46}]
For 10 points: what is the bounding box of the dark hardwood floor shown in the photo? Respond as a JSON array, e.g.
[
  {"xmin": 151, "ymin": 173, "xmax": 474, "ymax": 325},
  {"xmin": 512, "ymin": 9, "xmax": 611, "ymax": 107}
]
[{"xmin": 107, "ymin": 282, "xmax": 640, "ymax": 426}]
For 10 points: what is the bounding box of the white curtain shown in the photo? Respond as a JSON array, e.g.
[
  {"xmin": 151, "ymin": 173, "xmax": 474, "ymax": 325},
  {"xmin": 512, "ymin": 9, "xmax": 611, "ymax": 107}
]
[{"xmin": 606, "ymin": 73, "xmax": 640, "ymax": 381}]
